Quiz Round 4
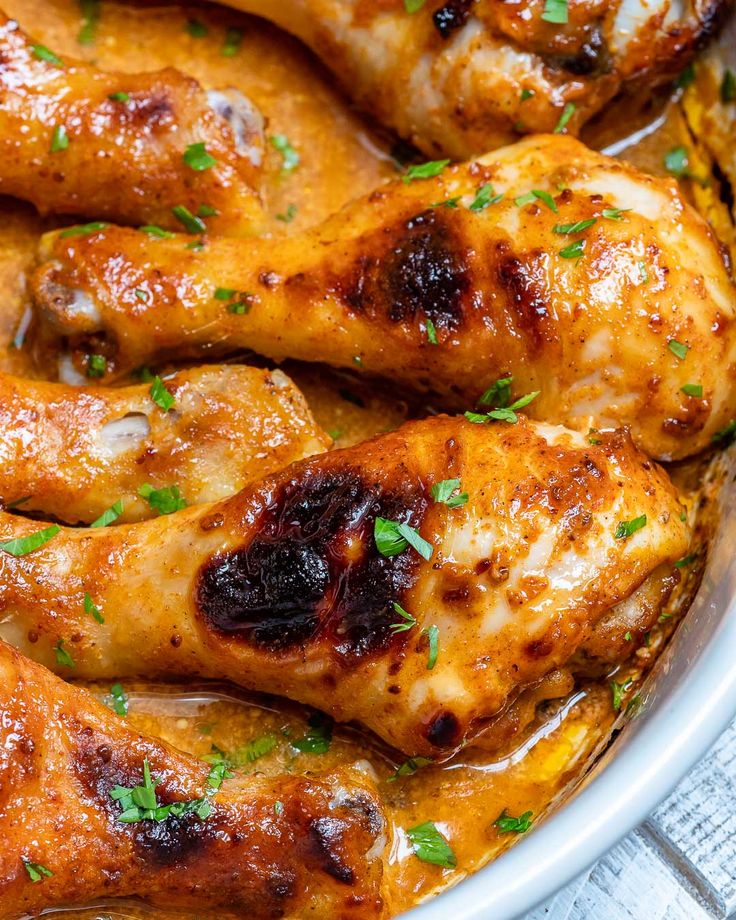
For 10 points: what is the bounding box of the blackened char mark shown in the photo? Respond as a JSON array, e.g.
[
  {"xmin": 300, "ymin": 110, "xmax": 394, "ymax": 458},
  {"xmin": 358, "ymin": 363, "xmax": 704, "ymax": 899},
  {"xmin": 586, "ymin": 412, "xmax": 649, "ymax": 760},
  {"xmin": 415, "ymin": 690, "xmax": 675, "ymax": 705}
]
[
  {"xmin": 425, "ymin": 710, "xmax": 461, "ymax": 749},
  {"xmin": 545, "ymin": 28, "xmax": 612, "ymax": 76},
  {"xmin": 343, "ymin": 209, "xmax": 470, "ymax": 334},
  {"xmin": 195, "ymin": 466, "xmax": 428, "ymax": 661},
  {"xmin": 433, "ymin": 0, "xmax": 473, "ymax": 38},
  {"xmin": 494, "ymin": 242, "xmax": 553, "ymax": 353}
]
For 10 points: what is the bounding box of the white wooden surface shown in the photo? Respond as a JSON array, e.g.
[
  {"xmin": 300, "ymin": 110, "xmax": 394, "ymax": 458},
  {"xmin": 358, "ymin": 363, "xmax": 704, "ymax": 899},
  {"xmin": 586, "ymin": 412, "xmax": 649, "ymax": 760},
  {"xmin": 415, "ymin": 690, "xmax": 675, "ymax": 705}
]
[{"xmin": 526, "ymin": 719, "xmax": 736, "ymax": 920}]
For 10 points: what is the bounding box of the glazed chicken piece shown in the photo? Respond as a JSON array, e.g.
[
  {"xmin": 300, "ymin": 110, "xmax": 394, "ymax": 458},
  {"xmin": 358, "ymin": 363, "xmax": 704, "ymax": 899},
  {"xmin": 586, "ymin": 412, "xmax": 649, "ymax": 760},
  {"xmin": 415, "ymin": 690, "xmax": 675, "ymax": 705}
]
[
  {"xmin": 33, "ymin": 134, "xmax": 736, "ymax": 461},
  {"xmin": 0, "ymin": 641, "xmax": 386, "ymax": 920},
  {"xmin": 0, "ymin": 415, "xmax": 689, "ymax": 758},
  {"xmin": 0, "ymin": 365, "xmax": 328, "ymax": 525},
  {"xmin": 0, "ymin": 13, "xmax": 264, "ymax": 234},
  {"xmin": 214, "ymin": 0, "xmax": 728, "ymax": 157}
]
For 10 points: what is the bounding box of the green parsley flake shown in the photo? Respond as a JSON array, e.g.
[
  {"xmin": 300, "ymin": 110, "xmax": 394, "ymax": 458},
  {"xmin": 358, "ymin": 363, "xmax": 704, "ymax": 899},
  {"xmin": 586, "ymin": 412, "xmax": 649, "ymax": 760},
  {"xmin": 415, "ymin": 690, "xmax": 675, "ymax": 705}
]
[
  {"xmin": 270, "ymin": 134, "xmax": 300, "ymax": 172},
  {"xmin": 614, "ymin": 514, "xmax": 647, "ymax": 540},
  {"xmin": 241, "ymin": 734, "xmax": 278, "ymax": 763},
  {"xmin": 206, "ymin": 760, "xmax": 233, "ymax": 792},
  {"xmin": 32, "ymin": 44, "xmax": 62, "ymax": 66},
  {"xmin": 407, "ymin": 821, "xmax": 456, "ymax": 868},
  {"xmin": 292, "ymin": 714, "xmax": 333, "ymax": 754},
  {"xmin": 553, "ymin": 102, "xmax": 576, "ymax": 134},
  {"xmin": 430, "ymin": 478, "xmax": 468, "ymax": 507},
  {"xmin": 404, "ymin": 0, "xmax": 426, "ymax": 9},
  {"xmin": 86, "ymin": 354, "xmax": 107, "ymax": 378},
  {"xmin": 494, "ymin": 809, "xmax": 533, "ymax": 833},
  {"xmin": 222, "ymin": 27, "xmax": 243, "ymax": 57},
  {"xmin": 465, "ymin": 389, "xmax": 540, "ymax": 425},
  {"xmin": 390, "ymin": 602, "xmax": 417, "ymax": 634},
  {"xmin": 274, "ymin": 800, "xmax": 284, "ymax": 815},
  {"xmin": 426, "ymin": 318, "xmax": 438, "ymax": 345},
  {"xmin": 721, "ymin": 69, "xmax": 736, "ymax": 104},
  {"xmin": 78, "ymin": 0, "xmax": 100, "ymax": 45},
  {"xmin": 215, "ymin": 287, "xmax": 236, "ymax": 300},
  {"xmin": 559, "ymin": 239, "xmax": 585, "ymax": 259},
  {"xmin": 138, "ymin": 483, "xmax": 187, "ymax": 515},
  {"xmin": 668, "ymin": 339, "xmax": 689, "ymax": 360},
  {"xmin": 681, "ymin": 383, "xmax": 703, "ymax": 398},
  {"xmin": 276, "ymin": 203, "xmax": 297, "ymax": 223},
  {"xmin": 514, "ymin": 189, "xmax": 558, "ymax": 213},
  {"xmin": 110, "ymin": 758, "xmax": 211, "ymax": 823},
  {"xmin": 51, "ymin": 124, "xmax": 69, "ymax": 153},
  {"xmin": 0, "ymin": 524, "xmax": 60, "ymax": 557},
  {"xmin": 637, "ymin": 260, "xmax": 649, "ymax": 284},
  {"xmin": 664, "ymin": 146, "xmax": 708, "ymax": 187},
  {"xmin": 198, "ymin": 203, "xmax": 218, "ymax": 218},
  {"xmin": 389, "ymin": 756, "xmax": 433, "ymax": 781},
  {"xmin": 172, "ymin": 205, "xmax": 206, "ymax": 234},
  {"xmin": 403, "ymin": 159, "xmax": 450, "ymax": 183},
  {"xmin": 108, "ymin": 682, "xmax": 128, "ymax": 716},
  {"xmin": 59, "ymin": 222, "xmax": 108, "ymax": 238},
  {"xmin": 521, "ymin": 88, "xmax": 535, "ymax": 102},
  {"xmin": 675, "ymin": 63, "xmax": 696, "ymax": 89},
  {"xmin": 610, "ymin": 677, "xmax": 633, "ymax": 711},
  {"xmin": 140, "ymin": 225, "xmax": 174, "ymax": 238},
  {"xmin": 149, "ymin": 375, "xmax": 175, "ymax": 412},
  {"xmin": 469, "ymin": 183, "xmax": 502, "ymax": 211},
  {"xmin": 84, "ymin": 592, "xmax": 104, "ymax": 624},
  {"xmin": 675, "ymin": 553, "xmax": 697, "ymax": 569},
  {"xmin": 108, "ymin": 91, "xmax": 130, "ymax": 103},
  {"xmin": 90, "ymin": 499, "xmax": 123, "ymax": 528},
  {"xmin": 712, "ymin": 419, "xmax": 736, "ymax": 446},
  {"xmin": 424, "ymin": 625, "xmax": 439, "ymax": 670},
  {"xmin": 23, "ymin": 860, "xmax": 53, "ymax": 883},
  {"xmin": 541, "ymin": 0, "xmax": 568, "ymax": 23},
  {"xmin": 186, "ymin": 19, "xmax": 209, "ymax": 38},
  {"xmin": 601, "ymin": 208, "xmax": 629, "ymax": 221},
  {"xmin": 429, "ymin": 196, "xmax": 461, "ymax": 209},
  {"xmin": 554, "ymin": 218, "xmax": 596, "ymax": 234},
  {"xmin": 183, "ymin": 142, "xmax": 217, "ymax": 172},
  {"xmin": 54, "ymin": 639, "xmax": 75, "ymax": 669},
  {"xmin": 479, "ymin": 376, "xmax": 513, "ymax": 408},
  {"xmin": 374, "ymin": 517, "xmax": 433, "ymax": 560}
]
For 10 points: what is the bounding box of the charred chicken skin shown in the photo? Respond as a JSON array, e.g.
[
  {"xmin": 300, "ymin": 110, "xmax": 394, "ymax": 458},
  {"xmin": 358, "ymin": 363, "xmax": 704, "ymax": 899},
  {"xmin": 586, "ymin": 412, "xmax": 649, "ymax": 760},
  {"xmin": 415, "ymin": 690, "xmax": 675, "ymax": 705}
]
[
  {"xmin": 33, "ymin": 135, "xmax": 736, "ymax": 461},
  {"xmin": 0, "ymin": 416, "xmax": 689, "ymax": 758},
  {"xmin": 0, "ymin": 366, "xmax": 328, "ymax": 525},
  {"xmin": 0, "ymin": 13, "xmax": 264, "ymax": 234},
  {"xmin": 214, "ymin": 0, "xmax": 730, "ymax": 157},
  {"xmin": 0, "ymin": 640, "xmax": 386, "ymax": 920}
]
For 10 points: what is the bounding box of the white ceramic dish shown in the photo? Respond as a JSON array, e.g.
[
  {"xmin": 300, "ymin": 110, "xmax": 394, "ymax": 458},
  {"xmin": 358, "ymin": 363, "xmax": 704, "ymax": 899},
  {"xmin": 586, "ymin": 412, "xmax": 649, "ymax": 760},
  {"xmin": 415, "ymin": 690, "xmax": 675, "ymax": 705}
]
[{"xmin": 405, "ymin": 450, "xmax": 736, "ymax": 920}]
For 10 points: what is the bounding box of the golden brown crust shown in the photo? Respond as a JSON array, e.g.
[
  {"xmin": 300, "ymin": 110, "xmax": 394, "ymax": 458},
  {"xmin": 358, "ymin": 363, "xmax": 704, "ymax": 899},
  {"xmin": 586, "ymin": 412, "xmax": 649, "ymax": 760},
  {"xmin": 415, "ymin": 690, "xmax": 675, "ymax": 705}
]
[{"xmin": 0, "ymin": 13, "xmax": 264, "ymax": 234}]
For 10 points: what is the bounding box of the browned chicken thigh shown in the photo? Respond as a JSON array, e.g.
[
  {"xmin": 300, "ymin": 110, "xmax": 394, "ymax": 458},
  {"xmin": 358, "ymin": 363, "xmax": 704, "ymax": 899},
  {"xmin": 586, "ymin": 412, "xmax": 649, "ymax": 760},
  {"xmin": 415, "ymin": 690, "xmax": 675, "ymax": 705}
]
[
  {"xmin": 33, "ymin": 135, "xmax": 736, "ymax": 460},
  {"xmin": 0, "ymin": 416, "xmax": 689, "ymax": 758},
  {"xmin": 0, "ymin": 12, "xmax": 264, "ymax": 234},
  {"xmin": 0, "ymin": 640, "xmax": 386, "ymax": 920},
  {"xmin": 0, "ymin": 365, "xmax": 328, "ymax": 524},
  {"xmin": 214, "ymin": 0, "xmax": 730, "ymax": 157}
]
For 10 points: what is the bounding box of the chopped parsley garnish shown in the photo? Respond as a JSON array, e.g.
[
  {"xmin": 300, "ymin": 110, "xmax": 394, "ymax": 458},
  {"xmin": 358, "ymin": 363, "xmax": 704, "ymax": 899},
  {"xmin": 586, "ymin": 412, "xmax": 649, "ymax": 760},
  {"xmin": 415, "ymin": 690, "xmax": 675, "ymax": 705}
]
[
  {"xmin": 241, "ymin": 734, "xmax": 278, "ymax": 762},
  {"xmin": 134, "ymin": 289, "xmax": 147, "ymax": 302},
  {"xmin": 601, "ymin": 208, "xmax": 629, "ymax": 221},
  {"xmin": 54, "ymin": 639, "xmax": 75, "ymax": 669},
  {"xmin": 215, "ymin": 287, "xmax": 236, "ymax": 300},
  {"xmin": 374, "ymin": 518, "xmax": 433, "ymax": 560},
  {"xmin": 624, "ymin": 631, "xmax": 632, "ymax": 641},
  {"xmin": 610, "ymin": 677, "xmax": 633, "ymax": 711},
  {"xmin": 206, "ymin": 760, "xmax": 233, "ymax": 792},
  {"xmin": 404, "ymin": 0, "xmax": 426, "ymax": 10},
  {"xmin": 553, "ymin": 102, "xmax": 575, "ymax": 134},
  {"xmin": 90, "ymin": 499, "xmax": 123, "ymax": 528},
  {"xmin": 559, "ymin": 239, "xmax": 585, "ymax": 259},
  {"xmin": 140, "ymin": 225, "xmax": 174, "ymax": 238},
  {"xmin": 186, "ymin": 19, "xmax": 209, "ymax": 38},
  {"xmin": 675, "ymin": 63, "xmax": 696, "ymax": 89},
  {"xmin": 431, "ymin": 478, "xmax": 468, "ymax": 507},
  {"xmin": 469, "ymin": 183, "xmax": 502, "ymax": 211},
  {"xmin": 479, "ymin": 375, "xmax": 513, "ymax": 407},
  {"xmin": 108, "ymin": 682, "xmax": 128, "ymax": 716},
  {"xmin": 668, "ymin": 339, "xmax": 689, "ymax": 360},
  {"xmin": 6, "ymin": 495, "xmax": 31, "ymax": 509},
  {"xmin": 227, "ymin": 301, "xmax": 250, "ymax": 315},
  {"xmin": 554, "ymin": 218, "xmax": 596, "ymax": 235},
  {"xmin": 465, "ymin": 389, "xmax": 540, "ymax": 425},
  {"xmin": 270, "ymin": 134, "xmax": 300, "ymax": 172},
  {"xmin": 292, "ymin": 714, "xmax": 333, "ymax": 754},
  {"xmin": 84, "ymin": 592, "xmax": 104, "ymax": 624},
  {"xmin": 59, "ymin": 221, "xmax": 108, "ymax": 238},
  {"xmin": 712, "ymin": 419, "xmax": 736, "ymax": 446},
  {"xmin": 721, "ymin": 69, "xmax": 736, "ymax": 104},
  {"xmin": 0, "ymin": 524, "xmax": 60, "ymax": 557},
  {"xmin": 675, "ymin": 553, "xmax": 697, "ymax": 569},
  {"xmin": 23, "ymin": 860, "xmax": 53, "ymax": 883},
  {"xmin": 664, "ymin": 146, "xmax": 708, "ymax": 186},
  {"xmin": 430, "ymin": 196, "xmax": 461, "ymax": 209},
  {"xmin": 222, "ymin": 27, "xmax": 243, "ymax": 57},
  {"xmin": 183, "ymin": 142, "xmax": 217, "ymax": 172},
  {"xmin": 614, "ymin": 514, "xmax": 647, "ymax": 540},
  {"xmin": 388, "ymin": 756, "xmax": 432, "ymax": 781},
  {"xmin": 681, "ymin": 383, "xmax": 702, "ymax": 397},
  {"xmin": 514, "ymin": 189, "xmax": 557, "ymax": 213},
  {"xmin": 51, "ymin": 124, "xmax": 69, "ymax": 153},
  {"xmin": 541, "ymin": 0, "xmax": 568, "ymax": 23},
  {"xmin": 520, "ymin": 88, "xmax": 535, "ymax": 102},
  {"xmin": 276, "ymin": 203, "xmax": 297, "ymax": 223},
  {"xmin": 110, "ymin": 758, "xmax": 211, "ymax": 823},
  {"xmin": 403, "ymin": 159, "xmax": 450, "ymax": 183},
  {"xmin": 138, "ymin": 483, "xmax": 187, "ymax": 515},
  {"xmin": 78, "ymin": 0, "xmax": 100, "ymax": 45},
  {"xmin": 31, "ymin": 44, "xmax": 62, "ymax": 66},
  {"xmin": 172, "ymin": 205, "xmax": 206, "ymax": 234},
  {"xmin": 637, "ymin": 260, "xmax": 649, "ymax": 284},
  {"xmin": 108, "ymin": 91, "xmax": 130, "ymax": 103},
  {"xmin": 149, "ymin": 375, "xmax": 175, "ymax": 412},
  {"xmin": 86, "ymin": 354, "xmax": 107, "ymax": 378},
  {"xmin": 390, "ymin": 602, "xmax": 417, "ymax": 633},
  {"xmin": 424, "ymin": 625, "xmax": 439, "ymax": 670},
  {"xmin": 425, "ymin": 317, "xmax": 438, "ymax": 344},
  {"xmin": 407, "ymin": 821, "xmax": 456, "ymax": 868},
  {"xmin": 274, "ymin": 800, "xmax": 284, "ymax": 815},
  {"xmin": 494, "ymin": 809, "xmax": 533, "ymax": 833}
]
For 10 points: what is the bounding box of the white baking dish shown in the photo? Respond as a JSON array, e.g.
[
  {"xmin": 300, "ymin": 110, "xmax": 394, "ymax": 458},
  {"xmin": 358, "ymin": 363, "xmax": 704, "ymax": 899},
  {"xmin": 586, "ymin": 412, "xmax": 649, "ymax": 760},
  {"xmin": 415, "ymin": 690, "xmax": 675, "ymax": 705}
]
[{"xmin": 405, "ymin": 450, "xmax": 736, "ymax": 919}]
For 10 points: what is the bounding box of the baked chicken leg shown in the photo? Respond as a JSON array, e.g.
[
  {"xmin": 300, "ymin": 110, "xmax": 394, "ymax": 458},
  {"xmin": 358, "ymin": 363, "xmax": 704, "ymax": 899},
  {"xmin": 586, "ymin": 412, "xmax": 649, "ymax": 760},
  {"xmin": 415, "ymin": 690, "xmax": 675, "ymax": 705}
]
[
  {"xmin": 0, "ymin": 13, "xmax": 264, "ymax": 234},
  {"xmin": 0, "ymin": 415, "xmax": 689, "ymax": 757},
  {"xmin": 0, "ymin": 640, "xmax": 386, "ymax": 919},
  {"xmin": 33, "ymin": 134, "xmax": 736, "ymax": 460},
  {"xmin": 0, "ymin": 365, "xmax": 328, "ymax": 525},
  {"xmin": 214, "ymin": 0, "xmax": 728, "ymax": 157}
]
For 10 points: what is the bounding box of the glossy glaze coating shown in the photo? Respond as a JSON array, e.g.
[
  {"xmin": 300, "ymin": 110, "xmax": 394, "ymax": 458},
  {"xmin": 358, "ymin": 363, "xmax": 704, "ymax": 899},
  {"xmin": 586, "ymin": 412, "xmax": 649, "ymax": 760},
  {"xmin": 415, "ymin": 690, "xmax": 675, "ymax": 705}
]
[
  {"xmin": 33, "ymin": 134, "xmax": 736, "ymax": 460},
  {"xmin": 0, "ymin": 365, "xmax": 328, "ymax": 524},
  {"xmin": 0, "ymin": 12, "xmax": 264, "ymax": 234},
  {"xmin": 216, "ymin": 0, "xmax": 730, "ymax": 156},
  {"xmin": 0, "ymin": 416, "xmax": 688, "ymax": 757}
]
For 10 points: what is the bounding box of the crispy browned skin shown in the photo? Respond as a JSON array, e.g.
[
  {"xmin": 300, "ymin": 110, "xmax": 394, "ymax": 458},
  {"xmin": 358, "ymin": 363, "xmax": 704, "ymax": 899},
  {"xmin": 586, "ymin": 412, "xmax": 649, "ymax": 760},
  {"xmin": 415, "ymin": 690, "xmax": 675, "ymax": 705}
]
[
  {"xmin": 0, "ymin": 416, "xmax": 689, "ymax": 757},
  {"xmin": 216, "ymin": 0, "xmax": 730, "ymax": 157},
  {"xmin": 0, "ymin": 365, "xmax": 328, "ymax": 524},
  {"xmin": 0, "ymin": 641, "xmax": 386, "ymax": 919},
  {"xmin": 33, "ymin": 135, "xmax": 736, "ymax": 461},
  {"xmin": 0, "ymin": 13, "xmax": 264, "ymax": 234}
]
